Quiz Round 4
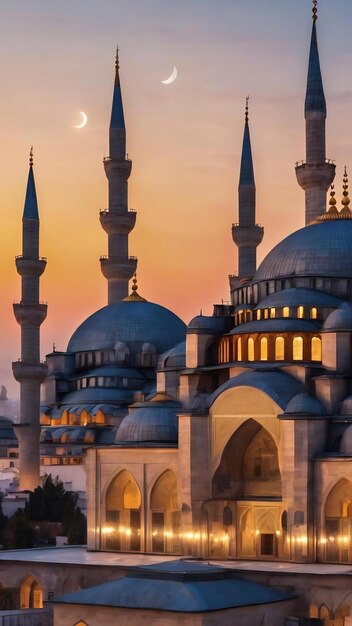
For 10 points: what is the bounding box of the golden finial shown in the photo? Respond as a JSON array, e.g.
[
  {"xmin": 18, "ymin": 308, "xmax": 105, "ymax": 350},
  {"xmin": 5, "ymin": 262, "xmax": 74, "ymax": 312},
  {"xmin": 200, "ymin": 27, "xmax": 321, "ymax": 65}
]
[
  {"xmin": 29, "ymin": 146, "xmax": 33, "ymax": 167},
  {"xmin": 329, "ymin": 184, "xmax": 337, "ymax": 207},
  {"xmin": 341, "ymin": 166, "xmax": 351, "ymax": 215},
  {"xmin": 245, "ymin": 96, "xmax": 249, "ymax": 123},
  {"xmin": 312, "ymin": 0, "xmax": 318, "ymax": 22},
  {"xmin": 123, "ymin": 273, "xmax": 147, "ymax": 302},
  {"xmin": 115, "ymin": 46, "xmax": 120, "ymax": 71}
]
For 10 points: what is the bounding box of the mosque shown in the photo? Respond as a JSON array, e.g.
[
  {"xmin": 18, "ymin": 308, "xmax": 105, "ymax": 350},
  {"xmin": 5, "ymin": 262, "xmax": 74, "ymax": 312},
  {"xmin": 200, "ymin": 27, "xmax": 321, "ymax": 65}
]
[{"xmin": 7, "ymin": 1, "xmax": 352, "ymax": 625}]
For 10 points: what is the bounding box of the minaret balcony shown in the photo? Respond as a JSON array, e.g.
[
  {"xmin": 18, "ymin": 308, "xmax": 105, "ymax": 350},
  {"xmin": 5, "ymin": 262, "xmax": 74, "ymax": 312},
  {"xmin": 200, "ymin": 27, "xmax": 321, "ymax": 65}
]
[
  {"xmin": 232, "ymin": 224, "xmax": 264, "ymax": 248},
  {"xmin": 295, "ymin": 160, "xmax": 335, "ymax": 190},
  {"xmin": 99, "ymin": 210, "xmax": 136, "ymax": 235},
  {"xmin": 103, "ymin": 156, "xmax": 132, "ymax": 179},
  {"xmin": 12, "ymin": 360, "xmax": 48, "ymax": 383},
  {"xmin": 15, "ymin": 256, "xmax": 47, "ymax": 277},
  {"xmin": 13, "ymin": 303, "xmax": 47, "ymax": 326},
  {"xmin": 100, "ymin": 256, "xmax": 137, "ymax": 280}
]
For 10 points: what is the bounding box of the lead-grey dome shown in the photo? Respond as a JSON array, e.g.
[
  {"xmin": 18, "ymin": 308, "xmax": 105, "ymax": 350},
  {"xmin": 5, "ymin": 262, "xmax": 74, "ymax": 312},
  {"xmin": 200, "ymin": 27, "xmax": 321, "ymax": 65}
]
[
  {"xmin": 115, "ymin": 394, "xmax": 181, "ymax": 445},
  {"xmin": 285, "ymin": 393, "xmax": 326, "ymax": 416},
  {"xmin": 255, "ymin": 220, "xmax": 352, "ymax": 281},
  {"xmin": 324, "ymin": 304, "xmax": 352, "ymax": 331},
  {"xmin": 67, "ymin": 301, "xmax": 186, "ymax": 353}
]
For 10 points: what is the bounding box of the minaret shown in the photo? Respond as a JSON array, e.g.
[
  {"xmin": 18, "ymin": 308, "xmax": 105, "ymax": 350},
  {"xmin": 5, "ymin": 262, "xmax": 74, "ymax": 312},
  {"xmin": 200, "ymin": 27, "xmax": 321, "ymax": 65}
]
[
  {"xmin": 232, "ymin": 98, "xmax": 264, "ymax": 281},
  {"xmin": 296, "ymin": 0, "xmax": 335, "ymax": 224},
  {"xmin": 100, "ymin": 47, "xmax": 137, "ymax": 304},
  {"xmin": 12, "ymin": 149, "xmax": 48, "ymax": 491}
]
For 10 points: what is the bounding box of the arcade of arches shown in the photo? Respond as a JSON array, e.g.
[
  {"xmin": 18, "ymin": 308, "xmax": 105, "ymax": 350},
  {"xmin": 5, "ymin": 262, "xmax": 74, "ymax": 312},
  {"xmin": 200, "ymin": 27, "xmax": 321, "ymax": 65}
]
[{"xmin": 103, "ymin": 468, "xmax": 181, "ymax": 554}]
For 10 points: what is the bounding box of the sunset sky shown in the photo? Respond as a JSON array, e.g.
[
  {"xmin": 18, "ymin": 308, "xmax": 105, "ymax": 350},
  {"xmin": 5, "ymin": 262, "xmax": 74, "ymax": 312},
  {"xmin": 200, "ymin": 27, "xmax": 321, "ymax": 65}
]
[{"xmin": 0, "ymin": 0, "xmax": 352, "ymax": 396}]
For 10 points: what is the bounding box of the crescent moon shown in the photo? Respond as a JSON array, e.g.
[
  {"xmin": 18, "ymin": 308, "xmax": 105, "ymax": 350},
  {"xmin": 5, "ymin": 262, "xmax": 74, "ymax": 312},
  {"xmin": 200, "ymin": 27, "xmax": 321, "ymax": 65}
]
[
  {"xmin": 161, "ymin": 66, "xmax": 177, "ymax": 85},
  {"xmin": 74, "ymin": 111, "xmax": 88, "ymax": 129}
]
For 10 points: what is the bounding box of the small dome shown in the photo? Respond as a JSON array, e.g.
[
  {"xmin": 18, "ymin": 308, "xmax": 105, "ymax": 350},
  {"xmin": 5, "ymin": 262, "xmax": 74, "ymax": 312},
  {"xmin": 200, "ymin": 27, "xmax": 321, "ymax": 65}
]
[
  {"xmin": 158, "ymin": 341, "xmax": 186, "ymax": 369},
  {"xmin": 188, "ymin": 315, "xmax": 226, "ymax": 333},
  {"xmin": 115, "ymin": 397, "xmax": 181, "ymax": 445},
  {"xmin": 68, "ymin": 301, "xmax": 186, "ymax": 354},
  {"xmin": 254, "ymin": 288, "xmax": 343, "ymax": 310},
  {"xmin": 340, "ymin": 426, "xmax": 352, "ymax": 455},
  {"xmin": 340, "ymin": 395, "xmax": 352, "ymax": 416},
  {"xmin": 324, "ymin": 304, "xmax": 352, "ymax": 331},
  {"xmin": 285, "ymin": 393, "xmax": 326, "ymax": 416}
]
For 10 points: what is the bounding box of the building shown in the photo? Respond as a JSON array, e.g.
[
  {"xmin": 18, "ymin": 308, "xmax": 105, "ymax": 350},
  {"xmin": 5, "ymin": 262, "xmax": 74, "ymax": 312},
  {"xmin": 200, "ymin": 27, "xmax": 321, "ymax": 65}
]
[{"xmin": 6, "ymin": 2, "xmax": 352, "ymax": 625}]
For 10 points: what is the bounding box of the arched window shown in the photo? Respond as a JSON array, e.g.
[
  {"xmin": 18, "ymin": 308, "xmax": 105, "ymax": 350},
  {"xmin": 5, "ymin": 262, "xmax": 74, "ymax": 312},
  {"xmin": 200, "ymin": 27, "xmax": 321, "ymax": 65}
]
[
  {"xmin": 150, "ymin": 470, "xmax": 181, "ymax": 554},
  {"xmin": 293, "ymin": 337, "xmax": 303, "ymax": 361},
  {"xmin": 248, "ymin": 338, "xmax": 255, "ymax": 362},
  {"xmin": 20, "ymin": 576, "xmax": 43, "ymax": 609},
  {"xmin": 256, "ymin": 310, "xmax": 261, "ymax": 321},
  {"xmin": 237, "ymin": 337, "xmax": 242, "ymax": 362},
  {"xmin": 275, "ymin": 337, "xmax": 285, "ymax": 361},
  {"xmin": 105, "ymin": 470, "xmax": 141, "ymax": 552},
  {"xmin": 311, "ymin": 307, "xmax": 318, "ymax": 320},
  {"xmin": 311, "ymin": 336, "xmax": 322, "ymax": 361},
  {"xmin": 270, "ymin": 308, "xmax": 275, "ymax": 319},
  {"xmin": 260, "ymin": 337, "xmax": 268, "ymax": 361},
  {"xmin": 264, "ymin": 309, "xmax": 269, "ymax": 319},
  {"xmin": 283, "ymin": 306, "xmax": 289, "ymax": 318},
  {"xmin": 298, "ymin": 306, "xmax": 304, "ymax": 319}
]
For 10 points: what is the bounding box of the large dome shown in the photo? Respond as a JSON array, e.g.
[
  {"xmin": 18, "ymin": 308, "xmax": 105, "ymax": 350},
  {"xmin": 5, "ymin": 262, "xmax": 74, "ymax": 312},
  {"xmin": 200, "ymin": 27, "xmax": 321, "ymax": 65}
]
[
  {"xmin": 254, "ymin": 220, "xmax": 352, "ymax": 282},
  {"xmin": 67, "ymin": 300, "xmax": 186, "ymax": 353}
]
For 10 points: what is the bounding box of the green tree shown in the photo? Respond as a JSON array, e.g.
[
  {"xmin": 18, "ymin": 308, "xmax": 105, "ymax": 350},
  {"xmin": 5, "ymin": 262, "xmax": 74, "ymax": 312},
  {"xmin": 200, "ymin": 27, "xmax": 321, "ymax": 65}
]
[{"xmin": 6, "ymin": 511, "xmax": 36, "ymax": 549}]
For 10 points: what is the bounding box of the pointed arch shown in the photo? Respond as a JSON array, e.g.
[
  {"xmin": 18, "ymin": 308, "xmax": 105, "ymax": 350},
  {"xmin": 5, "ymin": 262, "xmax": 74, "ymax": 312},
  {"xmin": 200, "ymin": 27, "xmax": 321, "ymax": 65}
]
[
  {"xmin": 212, "ymin": 419, "xmax": 281, "ymax": 500},
  {"xmin": 104, "ymin": 470, "xmax": 141, "ymax": 552},
  {"xmin": 150, "ymin": 470, "xmax": 181, "ymax": 554},
  {"xmin": 20, "ymin": 576, "xmax": 43, "ymax": 609}
]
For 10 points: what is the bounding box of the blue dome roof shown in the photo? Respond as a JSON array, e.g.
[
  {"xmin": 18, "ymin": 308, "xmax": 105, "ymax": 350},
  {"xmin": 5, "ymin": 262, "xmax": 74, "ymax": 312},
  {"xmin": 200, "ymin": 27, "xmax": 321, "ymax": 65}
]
[
  {"xmin": 255, "ymin": 220, "xmax": 352, "ymax": 282},
  {"xmin": 324, "ymin": 304, "xmax": 352, "ymax": 331},
  {"xmin": 285, "ymin": 393, "xmax": 326, "ymax": 416},
  {"xmin": 188, "ymin": 315, "xmax": 227, "ymax": 333},
  {"xmin": 116, "ymin": 395, "xmax": 180, "ymax": 445},
  {"xmin": 254, "ymin": 288, "xmax": 343, "ymax": 310},
  {"xmin": 67, "ymin": 301, "xmax": 186, "ymax": 353}
]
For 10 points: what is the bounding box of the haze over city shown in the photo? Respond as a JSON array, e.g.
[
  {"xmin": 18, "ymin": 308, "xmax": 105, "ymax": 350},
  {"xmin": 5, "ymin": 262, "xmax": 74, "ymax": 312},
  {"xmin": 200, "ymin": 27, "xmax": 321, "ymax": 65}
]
[{"xmin": 1, "ymin": 0, "xmax": 352, "ymax": 395}]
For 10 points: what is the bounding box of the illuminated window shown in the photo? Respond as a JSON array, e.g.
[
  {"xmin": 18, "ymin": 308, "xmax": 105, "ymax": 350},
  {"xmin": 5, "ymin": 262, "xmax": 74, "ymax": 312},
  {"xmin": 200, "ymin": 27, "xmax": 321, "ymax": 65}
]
[
  {"xmin": 283, "ymin": 307, "xmax": 289, "ymax": 318},
  {"xmin": 275, "ymin": 337, "xmax": 285, "ymax": 361},
  {"xmin": 270, "ymin": 308, "xmax": 276, "ymax": 319},
  {"xmin": 260, "ymin": 337, "xmax": 268, "ymax": 361},
  {"xmin": 264, "ymin": 309, "xmax": 269, "ymax": 319},
  {"xmin": 298, "ymin": 306, "xmax": 304, "ymax": 319},
  {"xmin": 293, "ymin": 336, "xmax": 303, "ymax": 361},
  {"xmin": 311, "ymin": 336, "xmax": 322, "ymax": 361},
  {"xmin": 256, "ymin": 310, "xmax": 261, "ymax": 320},
  {"xmin": 248, "ymin": 338, "xmax": 255, "ymax": 361},
  {"xmin": 237, "ymin": 337, "xmax": 242, "ymax": 362},
  {"xmin": 311, "ymin": 307, "xmax": 318, "ymax": 320}
]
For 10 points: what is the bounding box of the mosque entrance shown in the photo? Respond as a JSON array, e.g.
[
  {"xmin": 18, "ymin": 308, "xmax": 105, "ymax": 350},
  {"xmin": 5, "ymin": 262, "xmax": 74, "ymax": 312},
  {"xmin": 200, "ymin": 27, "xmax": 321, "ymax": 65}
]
[{"xmin": 211, "ymin": 419, "xmax": 283, "ymax": 559}]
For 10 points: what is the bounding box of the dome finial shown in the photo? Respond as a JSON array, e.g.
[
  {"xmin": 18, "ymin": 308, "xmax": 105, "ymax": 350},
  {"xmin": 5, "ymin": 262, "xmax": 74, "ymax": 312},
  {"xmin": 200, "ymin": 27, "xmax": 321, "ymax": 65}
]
[
  {"xmin": 341, "ymin": 166, "xmax": 352, "ymax": 215},
  {"xmin": 123, "ymin": 273, "xmax": 147, "ymax": 302},
  {"xmin": 312, "ymin": 0, "xmax": 318, "ymax": 22},
  {"xmin": 329, "ymin": 184, "xmax": 337, "ymax": 207},
  {"xmin": 29, "ymin": 145, "xmax": 33, "ymax": 167},
  {"xmin": 115, "ymin": 45, "xmax": 120, "ymax": 71},
  {"xmin": 245, "ymin": 96, "xmax": 249, "ymax": 123}
]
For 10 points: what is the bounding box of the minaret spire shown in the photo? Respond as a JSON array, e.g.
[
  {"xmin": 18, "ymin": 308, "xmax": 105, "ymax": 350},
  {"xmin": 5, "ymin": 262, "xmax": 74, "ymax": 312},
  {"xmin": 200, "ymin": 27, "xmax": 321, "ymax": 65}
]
[
  {"xmin": 296, "ymin": 0, "xmax": 335, "ymax": 224},
  {"xmin": 231, "ymin": 98, "xmax": 264, "ymax": 291},
  {"xmin": 100, "ymin": 47, "xmax": 137, "ymax": 304},
  {"xmin": 12, "ymin": 151, "xmax": 48, "ymax": 490}
]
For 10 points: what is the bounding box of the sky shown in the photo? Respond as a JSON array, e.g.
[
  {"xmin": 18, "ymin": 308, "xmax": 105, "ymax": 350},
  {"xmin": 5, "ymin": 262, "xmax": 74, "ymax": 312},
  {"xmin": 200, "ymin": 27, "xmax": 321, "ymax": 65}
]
[{"xmin": 1, "ymin": 0, "xmax": 352, "ymax": 397}]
